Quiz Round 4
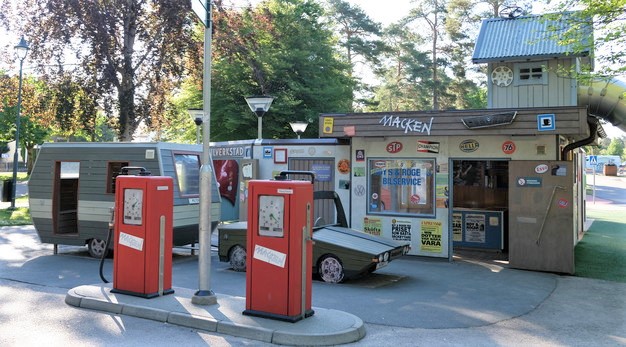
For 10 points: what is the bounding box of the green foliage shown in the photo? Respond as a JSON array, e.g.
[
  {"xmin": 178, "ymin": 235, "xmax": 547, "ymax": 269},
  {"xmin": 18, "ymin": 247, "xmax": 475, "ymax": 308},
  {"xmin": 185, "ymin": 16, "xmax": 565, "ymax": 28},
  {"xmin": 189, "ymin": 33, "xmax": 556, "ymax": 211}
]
[
  {"xmin": 13, "ymin": 0, "xmax": 197, "ymax": 141},
  {"xmin": 545, "ymin": 0, "xmax": 626, "ymax": 77},
  {"xmin": 174, "ymin": 0, "xmax": 354, "ymax": 141},
  {"xmin": 0, "ymin": 206, "xmax": 31, "ymax": 226},
  {"xmin": 605, "ymin": 137, "xmax": 625, "ymax": 159}
]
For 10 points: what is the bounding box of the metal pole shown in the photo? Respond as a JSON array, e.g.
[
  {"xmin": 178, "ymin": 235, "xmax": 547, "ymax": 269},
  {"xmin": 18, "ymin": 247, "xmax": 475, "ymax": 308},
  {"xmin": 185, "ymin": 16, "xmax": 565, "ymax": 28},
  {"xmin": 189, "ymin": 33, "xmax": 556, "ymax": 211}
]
[
  {"xmin": 10, "ymin": 58, "xmax": 24, "ymax": 210},
  {"xmin": 192, "ymin": 3, "xmax": 217, "ymax": 306},
  {"xmin": 257, "ymin": 116, "xmax": 262, "ymax": 139}
]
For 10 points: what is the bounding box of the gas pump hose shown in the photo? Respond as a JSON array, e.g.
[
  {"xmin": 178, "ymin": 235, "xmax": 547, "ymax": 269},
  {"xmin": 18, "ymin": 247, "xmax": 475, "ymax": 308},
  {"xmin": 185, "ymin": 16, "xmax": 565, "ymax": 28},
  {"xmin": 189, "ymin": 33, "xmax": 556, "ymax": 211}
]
[{"xmin": 99, "ymin": 207, "xmax": 114, "ymax": 283}]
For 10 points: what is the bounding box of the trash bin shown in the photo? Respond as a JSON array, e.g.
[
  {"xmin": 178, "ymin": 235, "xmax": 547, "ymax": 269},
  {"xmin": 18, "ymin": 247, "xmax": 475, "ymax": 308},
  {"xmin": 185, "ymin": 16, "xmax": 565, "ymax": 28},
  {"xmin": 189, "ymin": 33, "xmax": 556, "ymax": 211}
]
[{"xmin": 1, "ymin": 180, "xmax": 13, "ymax": 202}]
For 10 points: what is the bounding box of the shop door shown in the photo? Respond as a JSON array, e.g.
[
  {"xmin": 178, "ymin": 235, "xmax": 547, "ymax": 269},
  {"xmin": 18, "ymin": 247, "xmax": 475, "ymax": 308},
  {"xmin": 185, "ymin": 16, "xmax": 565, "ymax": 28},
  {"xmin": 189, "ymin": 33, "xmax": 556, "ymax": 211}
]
[
  {"xmin": 508, "ymin": 161, "xmax": 575, "ymax": 274},
  {"xmin": 289, "ymin": 159, "xmax": 335, "ymax": 225}
]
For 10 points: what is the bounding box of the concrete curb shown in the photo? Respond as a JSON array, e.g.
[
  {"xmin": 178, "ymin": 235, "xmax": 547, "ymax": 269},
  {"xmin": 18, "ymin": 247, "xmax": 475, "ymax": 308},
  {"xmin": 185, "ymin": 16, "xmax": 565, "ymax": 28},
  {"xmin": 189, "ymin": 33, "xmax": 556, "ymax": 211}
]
[{"xmin": 65, "ymin": 284, "xmax": 365, "ymax": 346}]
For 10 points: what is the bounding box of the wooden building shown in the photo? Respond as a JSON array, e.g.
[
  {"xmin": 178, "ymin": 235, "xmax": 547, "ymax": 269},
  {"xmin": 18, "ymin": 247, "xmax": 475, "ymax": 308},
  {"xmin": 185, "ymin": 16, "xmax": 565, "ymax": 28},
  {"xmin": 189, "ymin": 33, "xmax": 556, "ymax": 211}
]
[{"xmin": 317, "ymin": 12, "xmax": 626, "ymax": 274}]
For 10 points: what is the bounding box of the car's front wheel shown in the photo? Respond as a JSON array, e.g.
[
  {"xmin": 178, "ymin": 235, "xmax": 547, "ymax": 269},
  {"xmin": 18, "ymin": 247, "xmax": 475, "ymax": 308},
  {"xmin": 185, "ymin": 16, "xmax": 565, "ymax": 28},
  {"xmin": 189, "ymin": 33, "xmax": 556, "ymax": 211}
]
[
  {"xmin": 88, "ymin": 238, "xmax": 109, "ymax": 258},
  {"xmin": 318, "ymin": 254, "xmax": 344, "ymax": 283},
  {"xmin": 229, "ymin": 245, "xmax": 247, "ymax": 272}
]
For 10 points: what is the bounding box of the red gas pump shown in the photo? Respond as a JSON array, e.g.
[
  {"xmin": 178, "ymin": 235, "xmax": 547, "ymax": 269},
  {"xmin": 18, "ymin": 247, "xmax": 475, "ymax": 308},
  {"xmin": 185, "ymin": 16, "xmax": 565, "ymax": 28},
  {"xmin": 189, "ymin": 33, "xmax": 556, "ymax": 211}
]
[
  {"xmin": 243, "ymin": 171, "xmax": 314, "ymax": 322},
  {"xmin": 112, "ymin": 167, "xmax": 174, "ymax": 298}
]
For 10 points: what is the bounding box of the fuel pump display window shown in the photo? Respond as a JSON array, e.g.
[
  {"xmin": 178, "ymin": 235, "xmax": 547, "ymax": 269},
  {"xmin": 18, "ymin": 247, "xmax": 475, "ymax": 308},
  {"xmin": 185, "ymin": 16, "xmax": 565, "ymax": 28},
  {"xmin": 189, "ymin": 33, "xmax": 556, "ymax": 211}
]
[
  {"xmin": 123, "ymin": 188, "xmax": 144, "ymax": 225},
  {"xmin": 258, "ymin": 195, "xmax": 284, "ymax": 237}
]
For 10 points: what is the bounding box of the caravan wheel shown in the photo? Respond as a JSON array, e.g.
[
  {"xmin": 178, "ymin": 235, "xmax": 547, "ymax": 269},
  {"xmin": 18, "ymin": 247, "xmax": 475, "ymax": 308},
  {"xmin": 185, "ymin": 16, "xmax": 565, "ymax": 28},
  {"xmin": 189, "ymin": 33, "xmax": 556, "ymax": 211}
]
[{"xmin": 88, "ymin": 238, "xmax": 109, "ymax": 258}]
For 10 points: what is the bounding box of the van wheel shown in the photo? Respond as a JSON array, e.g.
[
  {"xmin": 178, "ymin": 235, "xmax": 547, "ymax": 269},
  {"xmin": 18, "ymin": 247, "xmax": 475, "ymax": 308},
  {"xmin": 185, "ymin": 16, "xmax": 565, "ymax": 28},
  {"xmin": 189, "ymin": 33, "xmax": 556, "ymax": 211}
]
[
  {"xmin": 318, "ymin": 254, "xmax": 344, "ymax": 283},
  {"xmin": 88, "ymin": 238, "xmax": 109, "ymax": 258},
  {"xmin": 229, "ymin": 245, "xmax": 247, "ymax": 272}
]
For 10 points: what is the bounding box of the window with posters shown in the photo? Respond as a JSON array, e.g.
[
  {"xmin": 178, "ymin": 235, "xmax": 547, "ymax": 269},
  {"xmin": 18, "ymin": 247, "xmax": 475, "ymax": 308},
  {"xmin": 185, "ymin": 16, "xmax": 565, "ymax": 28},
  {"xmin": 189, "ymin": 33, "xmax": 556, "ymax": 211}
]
[{"xmin": 368, "ymin": 158, "xmax": 435, "ymax": 217}]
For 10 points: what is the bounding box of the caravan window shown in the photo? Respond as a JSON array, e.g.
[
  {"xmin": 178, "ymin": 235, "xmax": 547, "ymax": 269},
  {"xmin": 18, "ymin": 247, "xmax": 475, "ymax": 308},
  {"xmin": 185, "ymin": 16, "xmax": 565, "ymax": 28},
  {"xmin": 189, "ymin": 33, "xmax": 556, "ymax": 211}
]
[
  {"xmin": 368, "ymin": 158, "xmax": 436, "ymax": 217},
  {"xmin": 107, "ymin": 162, "xmax": 129, "ymax": 194},
  {"xmin": 174, "ymin": 153, "xmax": 201, "ymax": 197}
]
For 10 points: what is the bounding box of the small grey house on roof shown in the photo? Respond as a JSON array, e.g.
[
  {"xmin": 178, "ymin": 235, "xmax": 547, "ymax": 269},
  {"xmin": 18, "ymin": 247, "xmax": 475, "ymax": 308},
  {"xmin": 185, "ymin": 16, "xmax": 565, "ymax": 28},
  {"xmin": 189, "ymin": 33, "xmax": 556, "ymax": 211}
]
[{"xmin": 473, "ymin": 12, "xmax": 625, "ymax": 132}]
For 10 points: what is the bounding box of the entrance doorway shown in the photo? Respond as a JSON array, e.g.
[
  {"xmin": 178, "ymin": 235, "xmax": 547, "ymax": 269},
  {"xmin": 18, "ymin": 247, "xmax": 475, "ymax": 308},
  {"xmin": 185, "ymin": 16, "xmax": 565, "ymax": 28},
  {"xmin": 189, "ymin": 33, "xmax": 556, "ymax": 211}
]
[
  {"xmin": 53, "ymin": 161, "xmax": 80, "ymax": 235},
  {"xmin": 450, "ymin": 159, "xmax": 509, "ymax": 262}
]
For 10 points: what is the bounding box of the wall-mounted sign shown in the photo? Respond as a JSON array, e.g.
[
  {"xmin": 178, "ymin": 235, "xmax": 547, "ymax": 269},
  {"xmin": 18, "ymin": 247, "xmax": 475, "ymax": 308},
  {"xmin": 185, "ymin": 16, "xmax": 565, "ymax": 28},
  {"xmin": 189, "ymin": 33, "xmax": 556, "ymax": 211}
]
[
  {"xmin": 516, "ymin": 177, "xmax": 542, "ymax": 187},
  {"xmin": 502, "ymin": 140, "xmax": 516, "ymax": 154},
  {"xmin": 311, "ymin": 163, "xmax": 332, "ymax": 182},
  {"xmin": 462, "ymin": 111, "xmax": 517, "ymax": 129},
  {"xmin": 417, "ymin": 140, "xmax": 440, "ymax": 153},
  {"xmin": 386, "ymin": 141, "xmax": 403, "ymax": 153},
  {"xmin": 459, "ymin": 139, "xmax": 479, "ymax": 153},
  {"xmin": 379, "ymin": 115, "xmax": 434, "ymax": 135},
  {"xmin": 323, "ymin": 117, "xmax": 334, "ymax": 134},
  {"xmin": 263, "ymin": 146, "xmax": 272, "ymax": 158},
  {"xmin": 356, "ymin": 149, "xmax": 365, "ymax": 162},
  {"xmin": 535, "ymin": 164, "xmax": 549, "ymax": 174},
  {"xmin": 537, "ymin": 114, "xmax": 555, "ymax": 131}
]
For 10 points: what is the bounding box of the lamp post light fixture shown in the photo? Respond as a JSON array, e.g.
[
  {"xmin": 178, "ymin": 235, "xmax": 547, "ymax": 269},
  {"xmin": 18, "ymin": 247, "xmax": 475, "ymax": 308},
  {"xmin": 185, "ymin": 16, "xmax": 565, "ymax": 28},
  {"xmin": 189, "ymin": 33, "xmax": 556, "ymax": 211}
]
[
  {"xmin": 289, "ymin": 121, "xmax": 308, "ymax": 139},
  {"xmin": 245, "ymin": 95, "xmax": 274, "ymax": 139},
  {"xmin": 11, "ymin": 36, "xmax": 29, "ymax": 210},
  {"xmin": 188, "ymin": 109, "xmax": 204, "ymax": 144}
]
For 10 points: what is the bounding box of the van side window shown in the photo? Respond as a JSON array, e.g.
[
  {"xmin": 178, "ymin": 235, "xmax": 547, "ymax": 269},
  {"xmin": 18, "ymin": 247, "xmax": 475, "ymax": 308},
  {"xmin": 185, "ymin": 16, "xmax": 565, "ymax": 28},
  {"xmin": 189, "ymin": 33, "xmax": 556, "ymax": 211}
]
[
  {"xmin": 174, "ymin": 153, "xmax": 201, "ymax": 197},
  {"xmin": 107, "ymin": 162, "xmax": 129, "ymax": 194}
]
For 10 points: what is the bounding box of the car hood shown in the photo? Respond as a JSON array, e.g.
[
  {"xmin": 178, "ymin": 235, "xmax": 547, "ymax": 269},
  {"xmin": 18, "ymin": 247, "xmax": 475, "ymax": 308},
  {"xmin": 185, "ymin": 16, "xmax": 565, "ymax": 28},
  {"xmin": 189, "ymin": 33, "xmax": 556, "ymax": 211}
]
[{"xmin": 313, "ymin": 225, "xmax": 408, "ymax": 255}]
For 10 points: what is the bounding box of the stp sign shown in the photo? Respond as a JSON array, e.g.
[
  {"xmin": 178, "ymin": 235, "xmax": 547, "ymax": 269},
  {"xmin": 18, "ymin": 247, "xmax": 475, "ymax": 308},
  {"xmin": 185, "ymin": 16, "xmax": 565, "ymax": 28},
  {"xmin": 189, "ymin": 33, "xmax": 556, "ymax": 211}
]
[{"xmin": 386, "ymin": 141, "xmax": 403, "ymax": 153}]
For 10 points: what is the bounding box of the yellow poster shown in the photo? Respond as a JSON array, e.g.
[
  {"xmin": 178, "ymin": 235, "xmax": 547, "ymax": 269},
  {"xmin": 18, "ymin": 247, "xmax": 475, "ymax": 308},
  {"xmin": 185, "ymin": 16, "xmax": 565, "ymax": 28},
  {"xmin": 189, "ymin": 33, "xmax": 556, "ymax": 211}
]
[
  {"xmin": 322, "ymin": 117, "xmax": 334, "ymax": 134},
  {"xmin": 363, "ymin": 217, "xmax": 382, "ymax": 236},
  {"xmin": 420, "ymin": 220, "xmax": 442, "ymax": 252}
]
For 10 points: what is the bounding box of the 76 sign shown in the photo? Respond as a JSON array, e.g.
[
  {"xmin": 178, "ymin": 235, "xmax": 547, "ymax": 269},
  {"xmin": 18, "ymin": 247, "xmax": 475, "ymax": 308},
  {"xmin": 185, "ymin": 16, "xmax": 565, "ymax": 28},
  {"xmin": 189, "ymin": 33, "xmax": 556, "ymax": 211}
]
[{"xmin": 502, "ymin": 140, "xmax": 516, "ymax": 154}]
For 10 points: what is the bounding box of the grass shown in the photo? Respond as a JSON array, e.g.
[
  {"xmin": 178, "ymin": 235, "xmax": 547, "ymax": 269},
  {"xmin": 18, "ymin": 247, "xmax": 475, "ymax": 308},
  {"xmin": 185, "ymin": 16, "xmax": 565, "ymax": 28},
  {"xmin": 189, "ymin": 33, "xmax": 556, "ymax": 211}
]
[
  {"xmin": 575, "ymin": 209, "xmax": 626, "ymax": 283},
  {"xmin": 0, "ymin": 172, "xmax": 32, "ymax": 226}
]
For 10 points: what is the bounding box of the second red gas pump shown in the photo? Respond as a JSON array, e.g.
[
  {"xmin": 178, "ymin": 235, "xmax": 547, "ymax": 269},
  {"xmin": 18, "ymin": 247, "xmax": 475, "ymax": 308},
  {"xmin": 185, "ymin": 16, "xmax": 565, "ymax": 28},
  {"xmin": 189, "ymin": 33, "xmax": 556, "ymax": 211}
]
[{"xmin": 243, "ymin": 171, "xmax": 314, "ymax": 322}]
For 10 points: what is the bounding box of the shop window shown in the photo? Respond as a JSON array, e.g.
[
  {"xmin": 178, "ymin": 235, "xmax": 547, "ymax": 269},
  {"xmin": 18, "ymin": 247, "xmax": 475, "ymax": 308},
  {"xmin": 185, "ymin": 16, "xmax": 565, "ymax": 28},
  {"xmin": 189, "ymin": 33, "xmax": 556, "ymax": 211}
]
[
  {"xmin": 107, "ymin": 161, "xmax": 129, "ymax": 194},
  {"xmin": 173, "ymin": 152, "xmax": 201, "ymax": 197},
  {"xmin": 516, "ymin": 62, "xmax": 547, "ymax": 85},
  {"xmin": 368, "ymin": 158, "xmax": 435, "ymax": 217}
]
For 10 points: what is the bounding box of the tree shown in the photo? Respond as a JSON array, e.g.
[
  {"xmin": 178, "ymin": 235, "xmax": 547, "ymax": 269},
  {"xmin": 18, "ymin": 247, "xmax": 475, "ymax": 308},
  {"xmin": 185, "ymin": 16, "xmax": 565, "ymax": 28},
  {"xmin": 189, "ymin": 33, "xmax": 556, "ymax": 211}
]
[
  {"xmin": 177, "ymin": 0, "xmax": 354, "ymax": 141},
  {"xmin": 545, "ymin": 0, "xmax": 626, "ymax": 77},
  {"xmin": 325, "ymin": 0, "xmax": 388, "ymax": 108},
  {"xmin": 606, "ymin": 137, "xmax": 625, "ymax": 158},
  {"xmin": 0, "ymin": 74, "xmax": 50, "ymax": 173},
  {"xmin": 12, "ymin": 0, "xmax": 196, "ymax": 141},
  {"xmin": 403, "ymin": 0, "xmax": 449, "ymax": 110}
]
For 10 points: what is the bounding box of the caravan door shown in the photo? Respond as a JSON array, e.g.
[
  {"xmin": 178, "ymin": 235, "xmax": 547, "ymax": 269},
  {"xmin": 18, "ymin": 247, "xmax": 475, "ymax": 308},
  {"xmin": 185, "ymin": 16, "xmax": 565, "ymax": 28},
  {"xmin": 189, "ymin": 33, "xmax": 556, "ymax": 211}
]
[{"xmin": 508, "ymin": 161, "xmax": 575, "ymax": 274}]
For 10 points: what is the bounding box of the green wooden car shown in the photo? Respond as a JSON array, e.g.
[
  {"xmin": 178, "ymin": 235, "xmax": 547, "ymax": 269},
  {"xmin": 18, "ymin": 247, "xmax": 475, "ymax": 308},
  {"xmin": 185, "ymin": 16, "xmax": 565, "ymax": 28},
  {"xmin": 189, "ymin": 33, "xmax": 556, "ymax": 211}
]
[{"xmin": 217, "ymin": 191, "xmax": 410, "ymax": 283}]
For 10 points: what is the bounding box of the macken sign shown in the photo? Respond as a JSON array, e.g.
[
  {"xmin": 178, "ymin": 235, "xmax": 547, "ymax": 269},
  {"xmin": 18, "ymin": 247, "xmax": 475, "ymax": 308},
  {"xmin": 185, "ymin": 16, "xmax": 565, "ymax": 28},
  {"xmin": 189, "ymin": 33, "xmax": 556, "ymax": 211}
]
[{"xmin": 379, "ymin": 115, "xmax": 434, "ymax": 135}]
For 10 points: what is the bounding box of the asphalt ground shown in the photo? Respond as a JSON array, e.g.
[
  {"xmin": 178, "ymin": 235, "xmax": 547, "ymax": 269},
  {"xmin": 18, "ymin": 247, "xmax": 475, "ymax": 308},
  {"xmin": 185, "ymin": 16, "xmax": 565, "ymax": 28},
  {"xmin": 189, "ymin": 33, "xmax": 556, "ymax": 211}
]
[{"xmin": 0, "ymin": 175, "xmax": 625, "ymax": 345}]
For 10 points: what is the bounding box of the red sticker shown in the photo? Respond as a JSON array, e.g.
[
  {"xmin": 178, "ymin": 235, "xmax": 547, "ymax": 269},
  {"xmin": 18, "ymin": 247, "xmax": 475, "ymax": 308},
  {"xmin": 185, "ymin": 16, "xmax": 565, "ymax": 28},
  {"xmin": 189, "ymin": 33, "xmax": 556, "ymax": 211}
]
[
  {"xmin": 502, "ymin": 141, "xmax": 516, "ymax": 154},
  {"xmin": 386, "ymin": 141, "xmax": 403, "ymax": 153},
  {"xmin": 558, "ymin": 199, "xmax": 569, "ymax": 208}
]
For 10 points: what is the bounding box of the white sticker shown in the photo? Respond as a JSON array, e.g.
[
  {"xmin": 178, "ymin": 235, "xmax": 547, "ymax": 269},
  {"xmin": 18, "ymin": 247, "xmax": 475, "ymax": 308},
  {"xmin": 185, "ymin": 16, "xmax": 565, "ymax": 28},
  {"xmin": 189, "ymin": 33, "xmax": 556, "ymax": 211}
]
[
  {"xmin": 277, "ymin": 189, "xmax": 293, "ymax": 194},
  {"xmin": 119, "ymin": 232, "xmax": 144, "ymax": 251},
  {"xmin": 157, "ymin": 186, "xmax": 169, "ymax": 191},
  {"xmin": 253, "ymin": 244, "xmax": 286, "ymax": 268}
]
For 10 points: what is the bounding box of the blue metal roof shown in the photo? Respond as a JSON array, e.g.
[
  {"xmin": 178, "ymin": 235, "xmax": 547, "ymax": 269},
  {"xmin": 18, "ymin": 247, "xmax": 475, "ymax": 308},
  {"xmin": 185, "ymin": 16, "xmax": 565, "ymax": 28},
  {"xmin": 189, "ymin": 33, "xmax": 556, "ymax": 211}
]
[{"xmin": 472, "ymin": 12, "xmax": 592, "ymax": 64}]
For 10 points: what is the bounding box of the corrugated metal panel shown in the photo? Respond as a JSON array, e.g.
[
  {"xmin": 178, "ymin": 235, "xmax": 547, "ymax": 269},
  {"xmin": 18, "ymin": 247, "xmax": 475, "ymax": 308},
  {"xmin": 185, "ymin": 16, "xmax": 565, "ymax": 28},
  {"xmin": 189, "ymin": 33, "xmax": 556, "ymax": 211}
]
[{"xmin": 473, "ymin": 13, "xmax": 592, "ymax": 63}]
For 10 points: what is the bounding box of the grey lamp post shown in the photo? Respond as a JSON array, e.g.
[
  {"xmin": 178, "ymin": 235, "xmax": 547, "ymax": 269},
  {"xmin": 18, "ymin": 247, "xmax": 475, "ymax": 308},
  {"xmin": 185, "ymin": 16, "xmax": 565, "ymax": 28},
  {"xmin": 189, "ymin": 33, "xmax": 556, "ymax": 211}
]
[
  {"xmin": 188, "ymin": 109, "xmax": 204, "ymax": 144},
  {"xmin": 245, "ymin": 95, "xmax": 274, "ymax": 139},
  {"xmin": 11, "ymin": 37, "xmax": 29, "ymax": 210},
  {"xmin": 289, "ymin": 122, "xmax": 308, "ymax": 139}
]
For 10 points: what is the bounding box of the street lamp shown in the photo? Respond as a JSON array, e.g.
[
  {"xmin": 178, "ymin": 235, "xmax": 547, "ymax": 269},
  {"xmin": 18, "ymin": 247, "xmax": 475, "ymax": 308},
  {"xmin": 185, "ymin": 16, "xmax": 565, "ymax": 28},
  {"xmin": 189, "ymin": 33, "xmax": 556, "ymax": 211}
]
[
  {"xmin": 11, "ymin": 36, "xmax": 29, "ymax": 210},
  {"xmin": 245, "ymin": 95, "xmax": 274, "ymax": 139},
  {"xmin": 188, "ymin": 109, "xmax": 204, "ymax": 144},
  {"xmin": 289, "ymin": 121, "xmax": 308, "ymax": 139}
]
